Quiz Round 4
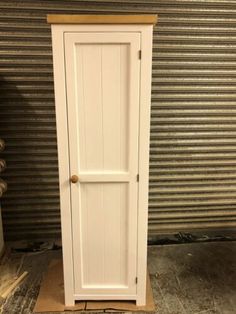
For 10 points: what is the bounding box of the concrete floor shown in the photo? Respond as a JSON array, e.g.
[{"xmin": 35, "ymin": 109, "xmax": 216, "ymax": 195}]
[
  {"xmin": 1, "ymin": 241, "xmax": 236, "ymax": 314},
  {"xmin": 148, "ymin": 242, "xmax": 236, "ymax": 314}
]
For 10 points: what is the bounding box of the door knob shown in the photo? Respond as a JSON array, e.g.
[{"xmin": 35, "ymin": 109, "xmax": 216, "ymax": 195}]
[{"xmin": 70, "ymin": 175, "xmax": 79, "ymax": 183}]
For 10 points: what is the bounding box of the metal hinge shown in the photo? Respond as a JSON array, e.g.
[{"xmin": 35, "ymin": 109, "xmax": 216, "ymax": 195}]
[
  {"xmin": 135, "ymin": 277, "xmax": 138, "ymax": 284},
  {"xmin": 138, "ymin": 50, "xmax": 142, "ymax": 60},
  {"xmin": 137, "ymin": 174, "xmax": 139, "ymax": 182}
]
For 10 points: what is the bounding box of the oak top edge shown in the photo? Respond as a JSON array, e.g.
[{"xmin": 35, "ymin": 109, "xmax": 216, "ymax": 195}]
[{"xmin": 47, "ymin": 14, "xmax": 158, "ymax": 25}]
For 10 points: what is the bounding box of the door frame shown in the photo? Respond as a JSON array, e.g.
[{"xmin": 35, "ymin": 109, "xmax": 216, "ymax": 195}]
[{"xmin": 51, "ymin": 24, "xmax": 153, "ymax": 306}]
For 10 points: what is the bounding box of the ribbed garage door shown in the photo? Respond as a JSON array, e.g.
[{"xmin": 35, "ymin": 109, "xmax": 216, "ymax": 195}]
[{"xmin": 1, "ymin": 0, "xmax": 236, "ymax": 240}]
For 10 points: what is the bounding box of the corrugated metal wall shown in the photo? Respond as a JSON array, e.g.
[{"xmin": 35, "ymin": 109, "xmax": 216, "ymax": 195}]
[{"xmin": 1, "ymin": 0, "xmax": 236, "ymax": 240}]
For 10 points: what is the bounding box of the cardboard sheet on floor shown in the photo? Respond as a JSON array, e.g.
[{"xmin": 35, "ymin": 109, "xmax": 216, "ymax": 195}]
[{"xmin": 33, "ymin": 259, "xmax": 155, "ymax": 312}]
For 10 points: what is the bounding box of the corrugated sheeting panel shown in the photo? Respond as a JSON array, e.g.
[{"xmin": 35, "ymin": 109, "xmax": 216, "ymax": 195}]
[{"xmin": 1, "ymin": 0, "xmax": 236, "ymax": 240}]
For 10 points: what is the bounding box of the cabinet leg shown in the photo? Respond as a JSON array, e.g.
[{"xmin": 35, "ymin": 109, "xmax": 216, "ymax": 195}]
[
  {"xmin": 136, "ymin": 295, "xmax": 146, "ymax": 306},
  {"xmin": 65, "ymin": 295, "xmax": 75, "ymax": 307}
]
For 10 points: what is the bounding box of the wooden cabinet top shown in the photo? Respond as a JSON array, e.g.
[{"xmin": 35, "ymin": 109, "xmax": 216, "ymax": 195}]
[{"xmin": 47, "ymin": 14, "xmax": 158, "ymax": 25}]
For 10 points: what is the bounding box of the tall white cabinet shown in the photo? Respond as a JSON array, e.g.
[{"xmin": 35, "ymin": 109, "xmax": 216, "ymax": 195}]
[{"xmin": 48, "ymin": 14, "xmax": 157, "ymax": 306}]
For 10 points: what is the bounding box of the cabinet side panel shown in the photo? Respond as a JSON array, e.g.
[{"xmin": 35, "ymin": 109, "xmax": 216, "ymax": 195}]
[
  {"xmin": 51, "ymin": 26, "xmax": 75, "ymax": 306},
  {"xmin": 137, "ymin": 26, "xmax": 153, "ymax": 306}
]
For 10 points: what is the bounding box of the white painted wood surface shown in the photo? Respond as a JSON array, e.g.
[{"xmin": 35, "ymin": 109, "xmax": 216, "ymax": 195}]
[
  {"xmin": 136, "ymin": 26, "xmax": 153, "ymax": 306},
  {"xmin": 51, "ymin": 27, "xmax": 75, "ymax": 306},
  {"xmin": 65, "ymin": 32, "xmax": 140, "ymax": 297},
  {"xmin": 51, "ymin": 23, "xmax": 153, "ymax": 306}
]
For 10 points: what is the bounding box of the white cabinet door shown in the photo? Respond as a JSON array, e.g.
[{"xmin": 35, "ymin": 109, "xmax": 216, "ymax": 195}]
[{"xmin": 64, "ymin": 32, "xmax": 140, "ymax": 297}]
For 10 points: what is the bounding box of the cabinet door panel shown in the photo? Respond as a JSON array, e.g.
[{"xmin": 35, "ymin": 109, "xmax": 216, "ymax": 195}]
[
  {"xmin": 64, "ymin": 32, "xmax": 140, "ymax": 296},
  {"xmin": 80, "ymin": 183, "xmax": 128, "ymax": 287},
  {"xmin": 76, "ymin": 43, "xmax": 129, "ymax": 172}
]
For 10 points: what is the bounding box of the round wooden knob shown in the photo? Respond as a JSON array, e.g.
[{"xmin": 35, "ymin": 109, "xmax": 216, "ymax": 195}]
[{"xmin": 70, "ymin": 175, "xmax": 79, "ymax": 183}]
